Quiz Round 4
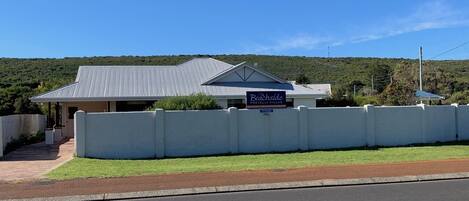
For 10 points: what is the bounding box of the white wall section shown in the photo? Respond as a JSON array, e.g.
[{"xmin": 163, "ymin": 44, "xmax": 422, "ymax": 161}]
[
  {"xmin": 0, "ymin": 114, "xmax": 46, "ymax": 157},
  {"xmin": 75, "ymin": 104, "xmax": 469, "ymax": 159}
]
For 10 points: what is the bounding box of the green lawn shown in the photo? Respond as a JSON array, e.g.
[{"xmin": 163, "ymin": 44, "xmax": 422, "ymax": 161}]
[{"xmin": 48, "ymin": 143, "xmax": 469, "ymax": 180}]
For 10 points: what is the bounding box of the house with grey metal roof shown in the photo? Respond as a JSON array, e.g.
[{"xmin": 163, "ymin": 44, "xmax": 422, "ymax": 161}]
[{"xmin": 31, "ymin": 58, "xmax": 331, "ymax": 137}]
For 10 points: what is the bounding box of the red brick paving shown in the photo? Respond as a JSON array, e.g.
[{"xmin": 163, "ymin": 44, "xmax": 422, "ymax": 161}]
[
  {"xmin": 0, "ymin": 139, "xmax": 74, "ymax": 182},
  {"xmin": 2, "ymin": 158, "xmax": 469, "ymax": 199}
]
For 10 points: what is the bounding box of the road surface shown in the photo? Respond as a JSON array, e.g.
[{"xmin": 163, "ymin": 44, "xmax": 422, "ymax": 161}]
[{"xmin": 133, "ymin": 179, "xmax": 469, "ymax": 201}]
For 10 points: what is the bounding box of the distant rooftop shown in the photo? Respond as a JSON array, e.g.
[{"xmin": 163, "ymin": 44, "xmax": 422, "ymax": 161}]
[{"xmin": 415, "ymin": 90, "xmax": 444, "ymax": 101}]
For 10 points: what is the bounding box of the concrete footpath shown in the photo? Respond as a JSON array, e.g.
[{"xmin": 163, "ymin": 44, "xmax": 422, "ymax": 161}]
[{"xmin": 4, "ymin": 158, "xmax": 469, "ymax": 200}]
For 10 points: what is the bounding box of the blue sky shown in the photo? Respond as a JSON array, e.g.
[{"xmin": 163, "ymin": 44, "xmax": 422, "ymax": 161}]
[{"xmin": 2, "ymin": 0, "xmax": 469, "ymax": 59}]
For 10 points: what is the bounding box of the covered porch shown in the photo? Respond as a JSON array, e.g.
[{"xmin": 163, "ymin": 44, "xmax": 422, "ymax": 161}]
[{"xmin": 42, "ymin": 101, "xmax": 155, "ymax": 137}]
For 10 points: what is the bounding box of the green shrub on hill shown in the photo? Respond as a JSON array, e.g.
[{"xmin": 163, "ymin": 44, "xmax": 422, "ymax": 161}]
[
  {"xmin": 353, "ymin": 95, "xmax": 379, "ymax": 106},
  {"xmin": 447, "ymin": 90, "xmax": 469, "ymax": 104}
]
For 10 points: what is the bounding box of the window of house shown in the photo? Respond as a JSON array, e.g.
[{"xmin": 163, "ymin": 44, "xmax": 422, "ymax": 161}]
[
  {"xmin": 116, "ymin": 101, "xmax": 155, "ymax": 112},
  {"xmin": 227, "ymin": 99, "xmax": 246, "ymax": 109},
  {"xmin": 68, "ymin": 107, "xmax": 78, "ymax": 119},
  {"xmin": 286, "ymin": 98, "xmax": 294, "ymax": 107}
]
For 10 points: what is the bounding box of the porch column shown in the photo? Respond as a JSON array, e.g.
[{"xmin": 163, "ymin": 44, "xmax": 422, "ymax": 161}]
[
  {"xmin": 55, "ymin": 102, "xmax": 60, "ymax": 127},
  {"xmin": 47, "ymin": 102, "xmax": 52, "ymax": 128}
]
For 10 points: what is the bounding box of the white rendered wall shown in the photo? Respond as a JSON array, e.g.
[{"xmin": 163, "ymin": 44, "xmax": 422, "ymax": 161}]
[
  {"xmin": 84, "ymin": 112, "xmax": 155, "ymax": 159},
  {"xmin": 424, "ymin": 105, "xmax": 457, "ymax": 143},
  {"xmin": 238, "ymin": 109, "xmax": 269, "ymax": 153},
  {"xmin": 269, "ymin": 109, "xmax": 300, "ymax": 152},
  {"xmin": 457, "ymin": 105, "xmax": 469, "ymax": 140},
  {"xmin": 0, "ymin": 114, "xmax": 46, "ymax": 157},
  {"xmin": 308, "ymin": 107, "xmax": 367, "ymax": 149},
  {"xmin": 75, "ymin": 104, "xmax": 469, "ymax": 159},
  {"xmin": 374, "ymin": 106, "xmax": 423, "ymax": 146},
  {"xmin": 164, "ymin": 110, "xmax": 230, "ymax": 157}
]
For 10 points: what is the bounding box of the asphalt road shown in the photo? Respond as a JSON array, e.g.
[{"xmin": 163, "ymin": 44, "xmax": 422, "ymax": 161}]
[{"xmin": 131, "ymin": 179, "xmax": 469, "ymax": 201}]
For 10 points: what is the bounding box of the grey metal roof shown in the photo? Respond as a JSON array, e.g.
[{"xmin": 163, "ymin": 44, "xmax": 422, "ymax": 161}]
[
  {"xmin": 305, "ymin": 84, "xmax": 332, "ymax": 96},
  {"xmin": 415, "ymin": 90, "xmax": 444, "ymax": 100},
  {"xmin": 31, "ymin": 58, "xmax": 330, "ymax": 102}
]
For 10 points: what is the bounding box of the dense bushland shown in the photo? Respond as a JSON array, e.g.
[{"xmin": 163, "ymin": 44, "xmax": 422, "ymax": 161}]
[{"xmin": 1, "ymin": 55, "xmax": 468, "ymax": 115}]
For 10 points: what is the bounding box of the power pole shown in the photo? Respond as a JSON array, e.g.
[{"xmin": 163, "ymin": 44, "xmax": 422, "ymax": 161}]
[
  {"xmin": 353, "ymin": 85, "xmax": 356, "ymax": 97},
  {"xmin": 327, "ymin": 46, "xmax": 330, "ymax": 58},
  {"xmin": 390, "ymin": 72, "xmax": 393, "ymax": 85},
  {"xmin": 419, "ymin": 46, "xmax": 423, "ymax": 91}
]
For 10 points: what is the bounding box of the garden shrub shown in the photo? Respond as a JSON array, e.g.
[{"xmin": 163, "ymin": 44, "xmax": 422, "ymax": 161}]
[
  {"xmin": 148, "ymin": 93, "xmax": 221, "ymax": 110},
  {"xmin": 3, "ymin": 131, "xmax": 45, "ymax": 154}
]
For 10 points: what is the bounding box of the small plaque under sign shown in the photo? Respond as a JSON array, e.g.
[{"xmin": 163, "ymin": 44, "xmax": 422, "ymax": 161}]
[{"xmin": 260, "ymin": 108, "xmax": 274, "ymax": 113}]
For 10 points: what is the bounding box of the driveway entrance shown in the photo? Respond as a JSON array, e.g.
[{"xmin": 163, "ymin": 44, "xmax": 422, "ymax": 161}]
[{"xmin": 0, "ymin": 139, "xmax": 74, "ymax": 182}]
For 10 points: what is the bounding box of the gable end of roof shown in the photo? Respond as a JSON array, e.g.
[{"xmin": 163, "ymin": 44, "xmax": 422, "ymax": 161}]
[{"xmin": 202, "ymin": 62, "xmax": 286, "ymax": 85}]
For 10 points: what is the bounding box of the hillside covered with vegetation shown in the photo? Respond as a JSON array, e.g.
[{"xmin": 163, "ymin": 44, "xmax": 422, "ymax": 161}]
[{"xmin": 1, "ymin": 55, "xmax": 469, "ymax": 115}]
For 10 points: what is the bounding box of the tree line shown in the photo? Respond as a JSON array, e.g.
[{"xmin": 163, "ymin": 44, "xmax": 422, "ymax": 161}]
[{"xmin": 1, "ymin": 55, "xmax": 468, "ymax": 115}]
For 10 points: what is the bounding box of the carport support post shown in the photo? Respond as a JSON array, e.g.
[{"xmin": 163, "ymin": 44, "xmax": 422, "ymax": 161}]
[
  {"xmin": 364, "ymin": 104, "xmax": 376, "ymax": 147},
  {"xmin": 75, "ymin": 110, "xmax": 86, "ymax": 157},
  {"xmin": 55, "ymin": 102, "xmax": 60, "ymax": 127},
  {"xmin": 154, "ymin": 109, "xmax": 165, "ymax": 158},
  {"xmin": 298, "ymin": 106, "xmax": 309, "ymax": 151},
  {"xmin": 47, "ymin": 102, "xmax": 52, "ymax": 128},
  {"xmin": 228, "ymin": 107, "xmax": 239, "ymax": 154}
]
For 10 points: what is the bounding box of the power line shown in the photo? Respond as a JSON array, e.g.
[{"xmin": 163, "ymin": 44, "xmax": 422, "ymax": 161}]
[{"xmin": 428, "ymin": 40, "xmax": 469, "ymax": 60}]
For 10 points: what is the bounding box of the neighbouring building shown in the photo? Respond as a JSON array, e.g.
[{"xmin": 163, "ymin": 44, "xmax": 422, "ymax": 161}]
[{"xmin": 31, "ymin": 58, "xmax": 331, "ymax": 137}]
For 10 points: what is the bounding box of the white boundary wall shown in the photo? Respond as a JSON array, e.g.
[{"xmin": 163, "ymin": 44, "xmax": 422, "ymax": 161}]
[
  {"xmin": 75, "ymin": 104, "xmax": 469, "ymax": 159},
  {"xmin": 0, "ymin": 114, "xmax": 46, "ymax": 157}
]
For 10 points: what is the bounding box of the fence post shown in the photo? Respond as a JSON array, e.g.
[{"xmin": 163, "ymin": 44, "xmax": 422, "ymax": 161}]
[
  {"xmin": 228, "ymin": 107, "xmax": 239, "ymax": 154},
  {"xmin": 452, "ymin": 103, "xmax": 459, "ymax": 140},
  {"xmin": 74, "ymin": 111, "xmax": 86, "ymax": 157},
  {"xmin": 298, "ymin": 106, "xmax": 309, "ymax": 151},
  {"xmin": 154, "ymin": 109, "xmax": 166, "ymax": 158},
  {"xmin": 364, "ymin": 105, "xmax": 376, "ymax": 147},
  {"xmin": 418, "ymin": 104, "xmax": 427, "ymax": 143}
]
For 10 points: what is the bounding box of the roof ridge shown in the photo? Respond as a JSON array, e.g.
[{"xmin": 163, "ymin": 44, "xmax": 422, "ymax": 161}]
[{"xmin": 176, "ymin": 57, "xmax": 233, "ymax": 67}]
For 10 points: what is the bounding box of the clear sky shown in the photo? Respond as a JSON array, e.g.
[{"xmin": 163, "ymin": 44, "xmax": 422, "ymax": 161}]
[{"xmin": 2, "ymin": 0, "xmax": 469, "ymax": 59}]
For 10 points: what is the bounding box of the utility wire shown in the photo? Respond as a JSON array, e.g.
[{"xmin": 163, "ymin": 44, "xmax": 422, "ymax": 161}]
[{"xmin": 428, "ymin": 40, "xmax": 469, "ymax": 60}]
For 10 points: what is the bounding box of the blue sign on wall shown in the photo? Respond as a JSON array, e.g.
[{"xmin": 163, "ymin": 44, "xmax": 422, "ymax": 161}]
[{"xmin": 246, "ymin": 91, "xmax": 286, "ymax": 108}]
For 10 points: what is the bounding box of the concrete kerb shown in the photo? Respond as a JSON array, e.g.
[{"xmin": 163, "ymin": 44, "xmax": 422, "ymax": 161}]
[{"xmin": 5, "ymin": 172, "xmax": 469, "ymax": 201}]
